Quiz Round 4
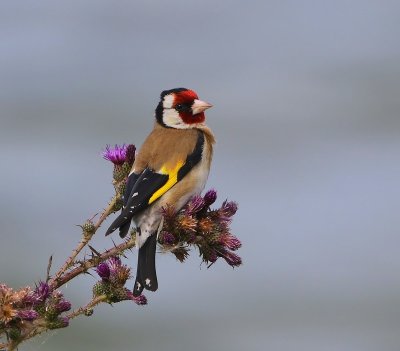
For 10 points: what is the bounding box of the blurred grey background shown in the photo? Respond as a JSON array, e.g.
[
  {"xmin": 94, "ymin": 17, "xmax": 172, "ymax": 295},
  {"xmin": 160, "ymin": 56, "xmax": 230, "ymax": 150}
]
[{"xmin": 1, "ymin": 1, "xmax": 400, "ymax": 350}]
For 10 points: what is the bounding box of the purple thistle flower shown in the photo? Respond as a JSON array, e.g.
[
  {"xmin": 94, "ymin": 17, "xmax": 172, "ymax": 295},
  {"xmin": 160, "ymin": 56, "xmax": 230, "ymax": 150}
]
[
  {"xmin": 185, "ymin": 195, "xmax": 205, "ymax": 214},
  {"xmin": 218, "ymin": 200, "xmax": 238, "ymax": 221},
  {"xmin": 55, "ymin": 300, "xmax": 72, "ymax": 313},
  {"xmin": 33, "ymin": 281, "xmax": 50, "ymax": 302},
  {"xmin": 132, "ymin": 294, "xmax": 147, "ymax": 306},
  {"xmin": 102, "ymin": 144, "xmax": 127, "ymax": 165},
  {"xmin": 17, "ymin": 309, "xmax": 39, "ymax": 321},
  {"xmin": 160, "ymin": 231, "xmax": 175, "ymax": 245},
  {"xmin": 221, "ymin": 200, "xmax": 238, "ymax": 216},
  {"xmin": 219, "ymin": 233, "xmax": 242, "ymax": 251},
  {"xmin": 23, "ymin": 292, "xmax": 40, "ymax": 306},
  {"xmin": 106, "ymin": 256, "xmax": 122, "ymax": 274},
  {"xmin": 203, "ymin": 189, "xmax": 217, "ymax": 206},
  {"xmin": 126, "ymin": 290, "xmax": 147, "ymax": 306},
  {"xmin": 96, "ymin": 262, "xmax": 111, "ymax": 280},
  {"xmin": 125, "ymin": 144, "xmax": 136, "ymax": 165},
  {"xmin": 219, "ymin": 249, "xmax": 242, "ymax": 267}
]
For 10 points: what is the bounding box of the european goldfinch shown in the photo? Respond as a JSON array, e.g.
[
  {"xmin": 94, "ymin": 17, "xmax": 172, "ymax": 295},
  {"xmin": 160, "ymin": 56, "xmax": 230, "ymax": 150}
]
[{"xmin": 105, "ymin": 88, "xmax": 215, "ymax": 296}]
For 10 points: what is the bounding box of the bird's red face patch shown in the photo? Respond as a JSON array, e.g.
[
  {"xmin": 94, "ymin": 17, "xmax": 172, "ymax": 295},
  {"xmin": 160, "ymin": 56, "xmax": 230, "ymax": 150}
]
[{"xmin": 173, "ymin": 90, "xmax": 205, "ymax": 125}]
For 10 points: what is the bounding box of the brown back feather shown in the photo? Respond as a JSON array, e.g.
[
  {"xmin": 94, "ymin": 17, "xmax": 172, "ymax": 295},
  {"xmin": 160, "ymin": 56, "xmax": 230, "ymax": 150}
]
[{"xmin": 134, "ymin": 123, "xmax": 211, "ymax": 173}]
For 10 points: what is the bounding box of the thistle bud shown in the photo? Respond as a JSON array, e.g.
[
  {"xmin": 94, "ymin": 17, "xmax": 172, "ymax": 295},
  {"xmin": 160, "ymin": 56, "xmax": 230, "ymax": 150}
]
[
  {"xmin": 92, "ymin": 281, "xmax": 111, "ymax": 297},
  {"xmin": 82, "ymin": 220, "xmax": 96, "ymax": 236},
  {"xmin": 219, "ymin": 233, "xmax": 242, "ymax": 251},
  {"xmin": 113, "ymin": 165, "xmax": 126, "ymax": 182},
  {"xmin": 203, "ymin": 189, "xmax": 217, "ymax": 206},
  {"xmin": 47, "ymin": 316, "xmax": 69, "ymax": 329},
  {"xmin": 44, "ymin": 304, "xmax": 58, "ymax": 320},
  {"xmin": 84, "ymin": 308, "xmax": 94, "ymax": 316},
  {"xmin": 115, "ymin": 180, "xmax": 127, "ymax": 195},
  {"xmin": 218, "ymin": 200, "xmax": 238, "ymax": 220},
  {"xmin": 96, "ymin": 262, "xmax": 110, "ymax": 281},
  {"xmin": 33, "ymin": 281, "xmax": 50, "ymax": 303},
  {"xmin": 121, "ymin": 162, "xmax": 132, "ymax": 176},
  {"xmin": 109, "ymin": 287, "xmax": 129, "ymax": 303},
  {"xmin": 185, "ymin": 195, "xmax": 205, "ymax": 214},
  {"xmin": 55, "ymin": 300, "xmax": 72, "ymax": 313}
]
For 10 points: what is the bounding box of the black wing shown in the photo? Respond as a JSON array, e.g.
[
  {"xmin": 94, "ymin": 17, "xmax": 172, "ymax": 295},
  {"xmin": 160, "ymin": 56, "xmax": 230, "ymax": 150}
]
[
  {"xmin": 105, "ymin": 169, "xmax": 168, "ymax": 236},
  {"xmin": 116, "ymin": 172, "xmax": 139, "ymax": 238}
]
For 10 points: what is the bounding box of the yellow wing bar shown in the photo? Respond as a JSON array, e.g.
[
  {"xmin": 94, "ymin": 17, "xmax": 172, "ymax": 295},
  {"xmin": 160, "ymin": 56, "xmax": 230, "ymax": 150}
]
[{"xmin": 148, "ymin": 160, "xmax": 184, "ymax": 204}]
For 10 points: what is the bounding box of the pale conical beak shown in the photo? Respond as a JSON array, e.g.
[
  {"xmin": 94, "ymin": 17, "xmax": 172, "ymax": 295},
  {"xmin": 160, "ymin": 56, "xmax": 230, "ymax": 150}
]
[{"xmin": 191, "ymin": 99, "xmax": 213, "ymax": 115}]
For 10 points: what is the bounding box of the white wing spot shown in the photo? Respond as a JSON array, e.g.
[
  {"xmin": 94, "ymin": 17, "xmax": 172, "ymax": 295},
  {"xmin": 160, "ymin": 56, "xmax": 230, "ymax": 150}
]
[
  {"xmin": 131, "ymin": 206, "xmax": 135, "ymax": 209},
  {"xmin": 145, "ymin": 278, "xmax": 151, "ymax": 287},
  {"xmin": 124, "ymin": 216, "xmax": 127, "ymax": 219},
  {"xmin": 132, "ymin": 192, "xmax": 138, "ymax": 197},
  {"xmin": 136, "ymin": 282, "xmax": 141, "ymax": 289}
]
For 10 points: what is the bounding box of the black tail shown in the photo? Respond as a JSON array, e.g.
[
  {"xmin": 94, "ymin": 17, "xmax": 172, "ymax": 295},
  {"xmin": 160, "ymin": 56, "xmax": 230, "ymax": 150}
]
[{"xmin": 133, "ymin": 234, "xmax": 158, "ymax": 296}]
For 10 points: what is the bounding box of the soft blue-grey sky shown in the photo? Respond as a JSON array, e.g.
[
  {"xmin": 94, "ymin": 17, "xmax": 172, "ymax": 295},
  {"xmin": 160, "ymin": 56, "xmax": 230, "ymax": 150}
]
[{"xmin": 1, "ymin": 1, "xmax": 400, "ymax": 350}]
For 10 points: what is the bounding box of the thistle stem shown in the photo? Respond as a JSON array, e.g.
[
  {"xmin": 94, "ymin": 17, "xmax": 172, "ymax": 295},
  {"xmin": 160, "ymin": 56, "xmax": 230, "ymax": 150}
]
[
  {"xmin": 94, "ymin": 196, "xmax": 119, "ymax": 231},
  {"xmin": 52, "ymin": 236, "xmax": 135, "ymax": 290},
  {"xmin": 49, "ymin": 196, "xmax": 118, "ymax": 288},
  {"xmin": 67, "ymin": 295, "xmax": 107, "ymax": 320}
]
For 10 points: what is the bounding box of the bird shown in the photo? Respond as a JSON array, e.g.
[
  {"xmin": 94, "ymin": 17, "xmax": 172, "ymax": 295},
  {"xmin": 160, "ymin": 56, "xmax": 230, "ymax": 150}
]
[{"xmin": 105, "ymin": 88, "xmax": 215, "ymax": 296}]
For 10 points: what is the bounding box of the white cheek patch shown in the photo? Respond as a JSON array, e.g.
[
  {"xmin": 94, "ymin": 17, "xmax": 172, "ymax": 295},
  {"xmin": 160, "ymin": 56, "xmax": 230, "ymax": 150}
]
[
  {"xmin": 163, "ymin": 109, "xmax": 186, "ymax": 129},
  {"xmin": 163, "ymin": 94, "xmax": 174, "ymax": 108}
]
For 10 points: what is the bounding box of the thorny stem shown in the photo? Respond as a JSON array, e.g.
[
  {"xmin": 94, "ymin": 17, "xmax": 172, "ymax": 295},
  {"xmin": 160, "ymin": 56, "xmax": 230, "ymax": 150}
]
[
  {"xmin": 93, "ymin": 196, "xmax": 119, "ymax": 230},
  {"xmin": 67, "ymin": 295, "xmax": 107, "ymax": 320},
  {"xmin": 52, "ymin": 235, "xmax": 136, "ymax": 290},
  {"xmin": 49, "ymin": 196, "xmax": 119, "ymax": 288},
  {"xmin": 1, "ymin": 198, "xmax": 128, "ymax": 351},
  {"xmin": 1, "ymin": 178, "xmax": 240, "ymax": 350}
]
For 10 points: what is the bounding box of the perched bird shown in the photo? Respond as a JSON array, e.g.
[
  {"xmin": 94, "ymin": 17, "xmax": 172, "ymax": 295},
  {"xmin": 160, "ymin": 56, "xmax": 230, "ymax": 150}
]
[{"xmin": 105, "ymin": 88, "xmax": 215, "ymax": 296}]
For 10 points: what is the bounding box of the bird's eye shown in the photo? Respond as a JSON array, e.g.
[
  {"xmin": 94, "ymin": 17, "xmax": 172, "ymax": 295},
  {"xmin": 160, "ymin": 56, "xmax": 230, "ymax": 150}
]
[{"xmin": 175, "ymin": 104, "xmax": 184, "ymax": 111}]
